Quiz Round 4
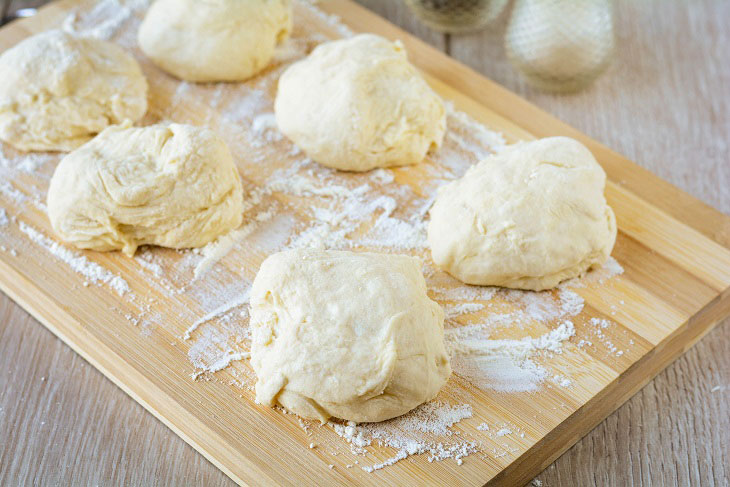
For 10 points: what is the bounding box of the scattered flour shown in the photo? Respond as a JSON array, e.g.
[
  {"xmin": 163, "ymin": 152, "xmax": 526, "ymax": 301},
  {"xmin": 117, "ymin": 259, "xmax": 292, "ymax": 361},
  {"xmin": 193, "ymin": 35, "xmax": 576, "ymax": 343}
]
[
  {"xmin": 206, "ymin": 351, "xmax": 250, "ymax": 374},
  {"xmin": 0, "ymin": 181, "xmax": 27, "ymax": 204},
  {"xmin": 193, "ymin": 223, "xmax": 258, "ymax": 279},
  {"xmin": 0, "ymin": 146, "xmax": 55, "ymax": 174},
  {"xmin": 444, "ymin": 302, "xmax": 486, "ymax": 318},
  {"xmin": 272, "ymin": 37, "xmax": 310, "ymax": 64},
  {"xmin": 562, "ymin": 257, "xmax": 624, "ymax": 287},
  {"xmin": 19, "ymin": 222, "xmax": 131, "ymax": 295},
  {"xmin": 447, "ymin": 321, "xmax": 576, "ymax": 392},
  {"xmin": 332, "ymin": 402, "xmax": 476, "ymax": 470},
  {"xmin": 0, "ymin": 208, "xmax": 8, "ymax": 226},
  {"xmin": 249, "ymin": 113, "xmax": 284, "ymax": 148},
  {"xmin": 134, "ymin": 253, "xmax": 164, "ymax": 277},
  {"xmin": 63, "ymin": 0, "xmax": 133, "ymax": 40},
  {"xmin": 184, "ymin": 288, "xmax": 251, "ymax": 340}
]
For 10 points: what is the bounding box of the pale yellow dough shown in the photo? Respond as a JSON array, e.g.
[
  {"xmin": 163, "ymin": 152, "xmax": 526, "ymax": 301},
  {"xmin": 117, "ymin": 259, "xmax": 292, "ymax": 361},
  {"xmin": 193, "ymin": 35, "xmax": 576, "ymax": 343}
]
[
  {"xmin": 275, "ymin": 33, "xmax": 446, "ymax": 172},
  {"xmin": 250, "ymin": 249, "xmax": 451, "ymax": 423},
  {"xmin": 428, "ymin": 136, "xmax": 617, "ymax": 291},
  {"xmin": 138, "ymin": 0, "xmax": 292, "ymax": 82},
  {"xmin": 0, "ymin": 30, "xmax": 147, "ymax": 152},
  {"xmin": 47, "ymin": 123, "xmax": 244, "ymax": 256}
]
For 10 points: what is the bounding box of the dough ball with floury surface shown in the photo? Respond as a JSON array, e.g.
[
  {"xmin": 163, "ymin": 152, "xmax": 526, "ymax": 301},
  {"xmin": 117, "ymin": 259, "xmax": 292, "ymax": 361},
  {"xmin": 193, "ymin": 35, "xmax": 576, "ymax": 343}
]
[
  {"xmin": 47, "ymin": 123, "xmax": 244, "ymax": 256},
  {"xmin": 428, "ymin": 136, "xmax": 617, "ymax": 291},
  {"xmin": 275, "ymin": 33, "xmax": 446, "ymax": 172},
  {"xmin": 138, "ymin": 0, "xmax": 292, "ymax": 82},
  {"xmin": 250, "ymin": 249, "xmax": 451, "ymax": 423},
  {"xmin": 0, "ymin": 30, "xmax": 147, "ymax": 152}
]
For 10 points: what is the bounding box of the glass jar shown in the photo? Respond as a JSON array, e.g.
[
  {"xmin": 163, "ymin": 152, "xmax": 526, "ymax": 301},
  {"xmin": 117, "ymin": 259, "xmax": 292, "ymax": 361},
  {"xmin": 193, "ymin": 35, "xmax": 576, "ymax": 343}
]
[
  {"xmin": 403, "ymin": 0, "xmax": 510, "ymax": 34},
  {"xmin": 505, "ymin": 0, "xmax": 615, "ymax": 92}
]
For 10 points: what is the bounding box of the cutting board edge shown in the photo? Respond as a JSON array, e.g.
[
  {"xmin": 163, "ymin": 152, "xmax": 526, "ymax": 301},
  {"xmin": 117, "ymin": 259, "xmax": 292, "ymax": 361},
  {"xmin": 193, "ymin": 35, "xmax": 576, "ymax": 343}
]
[{"xmin": 488, "ymin": 284, "xmax": 730, "ymax": 486}]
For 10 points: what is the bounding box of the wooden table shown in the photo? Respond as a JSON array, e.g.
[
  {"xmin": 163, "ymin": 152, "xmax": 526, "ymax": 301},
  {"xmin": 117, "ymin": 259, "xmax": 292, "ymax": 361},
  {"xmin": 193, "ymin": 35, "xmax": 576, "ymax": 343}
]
[{"xmin": 1, "ymin": 0, "xmax": 728, "ymax": 485}]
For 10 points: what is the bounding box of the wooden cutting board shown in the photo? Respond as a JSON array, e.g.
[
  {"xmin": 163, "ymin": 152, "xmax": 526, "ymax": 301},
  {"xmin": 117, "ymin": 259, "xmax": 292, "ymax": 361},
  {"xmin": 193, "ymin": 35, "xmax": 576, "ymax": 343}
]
[{"xmin": 0, "ymin": 1, "xmax": 729, "ymax": 486}]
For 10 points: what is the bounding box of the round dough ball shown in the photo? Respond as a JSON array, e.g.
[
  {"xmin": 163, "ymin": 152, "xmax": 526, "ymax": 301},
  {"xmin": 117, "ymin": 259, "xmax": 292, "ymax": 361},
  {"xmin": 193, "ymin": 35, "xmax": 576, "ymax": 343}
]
[
  {"xmin": 274, "ymin": 33, "xmax": 446, "ymax": 172},
  {"xmin": 47, "ymin": 122, "xmax": 244, "ymax": 256},
  {"xmin": 138, "ymin": 0, "xmax": 292, "ymax": 82},
  {"xmin": 428, "ymin": 136, "xmax": 616, "ymax": 291},
  {"xmin": 250, "ymin": 249, "xmax": 451, "ymax": 423},
  {"xmin": 0, "ymin": 30, "xmax": 147, "ymax": 152}
]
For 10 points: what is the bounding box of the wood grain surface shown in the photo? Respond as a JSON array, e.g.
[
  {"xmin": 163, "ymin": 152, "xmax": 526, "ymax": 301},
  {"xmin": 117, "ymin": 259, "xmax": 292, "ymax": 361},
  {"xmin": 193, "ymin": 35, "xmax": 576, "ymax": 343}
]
[{"xmin": 1, "ymin": 0, "xmax": 728, "ymax": 486}]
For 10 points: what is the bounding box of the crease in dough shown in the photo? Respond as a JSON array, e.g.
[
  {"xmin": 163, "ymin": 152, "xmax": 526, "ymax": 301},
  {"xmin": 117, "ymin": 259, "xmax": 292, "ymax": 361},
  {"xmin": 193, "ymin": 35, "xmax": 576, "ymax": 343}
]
[
  {"xmin": 250, "ymin": 249, "xmax": 451, "ymax": 423},
  {"xmin": 47, "ymin": 122, "xmax": 244, "ymax": 256}
]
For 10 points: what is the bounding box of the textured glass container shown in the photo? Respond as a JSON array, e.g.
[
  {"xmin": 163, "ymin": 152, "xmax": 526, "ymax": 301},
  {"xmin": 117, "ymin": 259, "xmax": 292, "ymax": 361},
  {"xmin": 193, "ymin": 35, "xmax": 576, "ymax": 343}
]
[
  {"xmin": 505, "ymin": 0, "xmax": 615, "ymax": 92},
  {"xmin": 404, "ymin": 0, "xmax": 510, "ymax": 33}
]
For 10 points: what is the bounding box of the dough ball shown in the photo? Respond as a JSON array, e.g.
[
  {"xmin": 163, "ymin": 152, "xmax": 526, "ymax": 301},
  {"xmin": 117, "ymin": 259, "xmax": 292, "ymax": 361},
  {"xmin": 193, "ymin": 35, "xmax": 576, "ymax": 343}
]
[
  {"xmin": 274, "ymin": 33, "xmax": 446, "ymax": 172},
  {"xmin": 250, "ymin": 249, "xmax": 451, "ymax": 423},
  {"xmin": 47, "ymin": 122, "xmax": 244, "ymax": 256},
  {"xmin": 138, "ymin": 0, "xmax": 292, "ymax": 82},
  {"xmin": 0, "ymin": 30, "xmax": 147, "ymax": 152},
  {"xmin": 428, "ymin": 136, "xmax": 616, "ymax": 291}
]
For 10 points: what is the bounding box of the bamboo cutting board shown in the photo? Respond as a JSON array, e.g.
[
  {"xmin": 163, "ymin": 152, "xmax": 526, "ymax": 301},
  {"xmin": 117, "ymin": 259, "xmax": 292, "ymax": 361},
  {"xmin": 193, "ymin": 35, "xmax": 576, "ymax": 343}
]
[{"xmin": 0, "ymin": 1, "xmax": 729, "ymax": 486}]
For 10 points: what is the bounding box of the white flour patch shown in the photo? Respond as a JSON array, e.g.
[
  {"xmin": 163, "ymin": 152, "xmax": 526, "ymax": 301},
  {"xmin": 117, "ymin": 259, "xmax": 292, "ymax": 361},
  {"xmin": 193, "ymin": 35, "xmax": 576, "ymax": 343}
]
[
  {"xmin": 206, "ymin": 351, "xmax": 251, "ymax": 374},
  {"xmin": 0, "ymin": 146, "xmax": 55, "ymax": 174},
  {"xmin": 249, "ymin": 113, "xmax": 283, "ymax": 148},
  {"xmin": 447, "ymin": 321, "xmax": 576, "ymax": 392},
  {"xmin": 19, "ymin": 222, "xmax": 131, "ymax": 296},
  {"xmin": 0, "ymin": 181, "xmax": 27, "ymax": 204},
  {"xmin": 63, "ymin": 0, "xmax": 133, "ymax": 40},
  {"xmin": 269, "ymin": 160, "xmax": 430, "ymax": 251},
  {"xmin": 187, "ymin": 318, "xmax": 252, "ymax": 378},
  {"xmin": 444, "ymin": 302, "xmax": 485, "ymax": 318},
  {"xmin": 184, "ymin": 288, "xmax": 251, "ymax": 340},
  {"xmin": 445, "ymin": 102, "xmax": 507, "ymax": 157},
  {"xmin": 272, "ymin": 37, "xmax": 310, "ymax": 64},
  {"xmin": 193, "ymin": 223, "xmax": 258, "ymax": 280},
  {"xmin": 0, "ymin": 208, "xmax": 8, "ymax": 226},
  {"xmin": 134, "ymin": 253, "xmax": 164, "ymax": 278},
  {"xmin": 562, "ymin": 257, "xmax": 624, "ymax": 288},
  {"xmin": 331, "ymin": 401, "xmax": 476, "ymax": 470}
]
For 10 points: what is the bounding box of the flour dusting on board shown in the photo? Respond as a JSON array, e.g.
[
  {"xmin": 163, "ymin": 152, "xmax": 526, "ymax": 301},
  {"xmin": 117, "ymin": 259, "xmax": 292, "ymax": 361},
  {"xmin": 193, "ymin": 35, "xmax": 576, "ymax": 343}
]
[
  {"xmin": 0, "ymin": 0, "xmax": 634, "ymax": 475},
  {"xmin": 331, "ymin": 402, "xmax": 477, "ymax": 470},
  {"xmin": 18, "ymin": 222, "xmax": 131, "ymax": 296}
]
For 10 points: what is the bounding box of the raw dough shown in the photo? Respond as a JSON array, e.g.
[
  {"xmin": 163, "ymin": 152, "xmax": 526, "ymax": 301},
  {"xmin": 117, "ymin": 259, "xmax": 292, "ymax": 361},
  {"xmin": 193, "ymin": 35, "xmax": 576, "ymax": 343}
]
[
  {"xmin": 138, "ymin": 0, "xmax": 292, "ymax": 82},
  {"xmin": 0, "ymin": 30, "xmax": 147, "ymax": 152},
  {"xmin": 250, "ymin": 249, "xmax": 451, "ymax": 423},
  {"xmin": 275, "ymin": 33, "xmax": 446, "ymax": 172},
  {"xmin": 428, "ymin": 136, "xmax": 616, "ymax": 291},
  {"xmin": 47, "ymin": 122, "xmax": 244, "ymax": 256}
]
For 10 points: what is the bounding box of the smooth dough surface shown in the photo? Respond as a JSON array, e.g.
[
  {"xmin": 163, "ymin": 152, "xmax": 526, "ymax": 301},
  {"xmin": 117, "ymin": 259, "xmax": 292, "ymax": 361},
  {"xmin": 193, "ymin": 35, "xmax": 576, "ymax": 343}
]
[
  {"xmin": 428, "ymin": 136, "xmax": 616, "ymax": 291},
  {"xmin": 250, "ymin": 249, "xmax": 451, "ymax": 423},
  {"xmin": 0, "ymin": 30, "xmax": 147, "ymax": 152},
  {"xmin": 138, "ymin": 0, "xmax": 292, "ymax": 82},
  {"xmin": 275, "ymin": 33, "xmax": 446, "ymax": 172},
  {"xmin": 47, "ymin": 123, "xmax": 244, "ymax": 256}
]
